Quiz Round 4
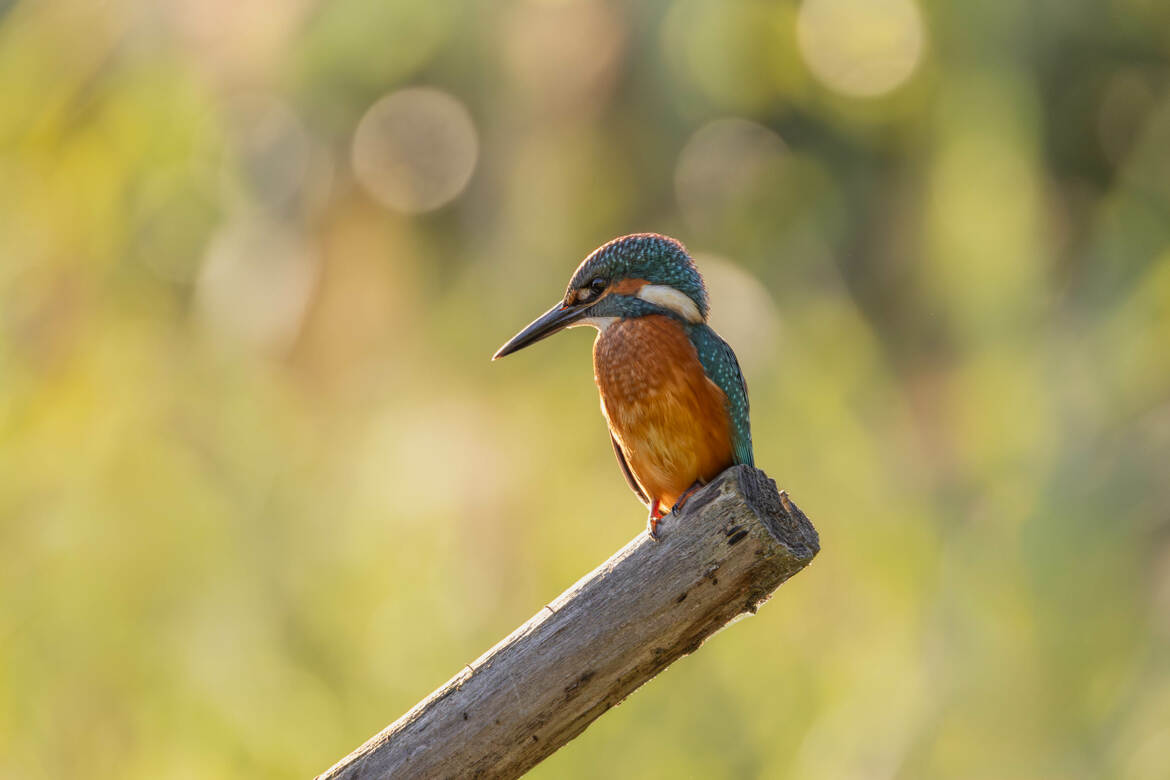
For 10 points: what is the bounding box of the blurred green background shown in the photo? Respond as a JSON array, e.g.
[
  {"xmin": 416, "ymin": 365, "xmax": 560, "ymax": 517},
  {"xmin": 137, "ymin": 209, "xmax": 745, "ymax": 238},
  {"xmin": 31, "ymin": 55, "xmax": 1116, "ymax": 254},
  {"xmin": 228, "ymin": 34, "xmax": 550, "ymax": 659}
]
[{"xmin": 3, "ymin": 0, "xmax": 1170, "ymax": 777}]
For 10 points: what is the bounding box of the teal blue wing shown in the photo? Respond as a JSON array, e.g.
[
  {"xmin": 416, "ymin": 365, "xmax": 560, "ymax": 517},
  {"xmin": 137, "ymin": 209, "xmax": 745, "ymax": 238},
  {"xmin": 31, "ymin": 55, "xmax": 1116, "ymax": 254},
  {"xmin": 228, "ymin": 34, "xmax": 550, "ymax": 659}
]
[{"xmin": 690, "ymin": 325, "xmax": 754, "ymax": 467}]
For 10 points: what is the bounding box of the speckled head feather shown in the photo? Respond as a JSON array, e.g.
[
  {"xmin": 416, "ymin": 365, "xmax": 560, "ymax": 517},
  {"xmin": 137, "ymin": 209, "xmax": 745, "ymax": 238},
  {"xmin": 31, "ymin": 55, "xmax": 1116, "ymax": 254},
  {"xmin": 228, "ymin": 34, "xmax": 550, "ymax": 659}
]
[{"xmin": 567, "ymin": 234, "xmax": 709, "ymax": 320}]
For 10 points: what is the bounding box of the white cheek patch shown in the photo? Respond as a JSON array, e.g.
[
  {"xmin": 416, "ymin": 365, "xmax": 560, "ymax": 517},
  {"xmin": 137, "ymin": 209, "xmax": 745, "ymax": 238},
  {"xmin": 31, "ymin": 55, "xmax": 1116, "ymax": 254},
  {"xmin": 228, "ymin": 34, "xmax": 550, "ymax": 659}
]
[
  {"xmin": 570, "ymin": 316, "xmax": 617, "ymax": 332},
  {"xmin": 637, "ymin": 284, "xmax": 702, "ymax": 323}
]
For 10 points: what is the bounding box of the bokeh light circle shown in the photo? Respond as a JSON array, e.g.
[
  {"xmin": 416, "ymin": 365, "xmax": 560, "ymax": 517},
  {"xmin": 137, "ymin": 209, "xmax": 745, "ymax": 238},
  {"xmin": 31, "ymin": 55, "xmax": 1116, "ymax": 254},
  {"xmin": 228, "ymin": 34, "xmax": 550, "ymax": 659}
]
[
  {"xmin": 700, "ymin": 254, "xmax": 781, "ymax": 376},
  {"xmin": 222, "ymin": 93, "xmax": 311, "ymax": 210},
  {"xmin": 352, "ymin": 87, "xmax": 479, "ymax": 214},
  {"xmin": 675, "ymin": 118, "xmax": 786, "ymax": 230},
  {"xmin": 796, "ymin": 0, "xmax": 925, "ymax": 98},
  {"xmin": 195, "ymin": 220, "xmax": 320, "ymax": 355}
]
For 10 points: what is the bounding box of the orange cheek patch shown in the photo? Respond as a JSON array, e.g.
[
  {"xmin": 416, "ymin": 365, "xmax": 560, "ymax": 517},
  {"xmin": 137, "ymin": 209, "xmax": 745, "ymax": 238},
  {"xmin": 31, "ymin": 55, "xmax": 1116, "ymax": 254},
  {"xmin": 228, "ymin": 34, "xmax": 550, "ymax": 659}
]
[{"xmin": 610, "ymin": 278, "xmax": 649, "ymax": 296}]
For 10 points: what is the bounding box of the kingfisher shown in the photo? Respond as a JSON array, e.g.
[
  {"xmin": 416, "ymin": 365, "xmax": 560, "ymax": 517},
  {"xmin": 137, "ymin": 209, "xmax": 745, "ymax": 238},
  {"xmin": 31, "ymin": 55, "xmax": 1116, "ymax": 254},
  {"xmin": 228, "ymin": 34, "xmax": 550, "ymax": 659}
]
[{"xmin": 493, "ymin": 233, "xmax": 753, "ymax": 538}]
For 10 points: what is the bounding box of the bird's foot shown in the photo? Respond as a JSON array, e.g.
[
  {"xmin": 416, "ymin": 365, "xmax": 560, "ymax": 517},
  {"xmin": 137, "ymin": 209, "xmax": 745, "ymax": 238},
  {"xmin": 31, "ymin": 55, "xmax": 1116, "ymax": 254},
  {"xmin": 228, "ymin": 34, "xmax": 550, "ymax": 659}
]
[
  {"xmin": 670, "ymin": 480, "xmax": 705, "ymax": 515},
  {"xmin": 647, "ymin": 504, "xmax": 665, "ymax": 541}
]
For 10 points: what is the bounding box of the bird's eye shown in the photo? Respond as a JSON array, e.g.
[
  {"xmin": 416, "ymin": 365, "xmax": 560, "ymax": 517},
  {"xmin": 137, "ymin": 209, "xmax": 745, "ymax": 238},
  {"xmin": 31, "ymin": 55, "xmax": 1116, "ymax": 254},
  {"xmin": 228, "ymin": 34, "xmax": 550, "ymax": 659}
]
[{"xmin": 575, "ymin": 277, "xmax": 607, "ymax": 303}]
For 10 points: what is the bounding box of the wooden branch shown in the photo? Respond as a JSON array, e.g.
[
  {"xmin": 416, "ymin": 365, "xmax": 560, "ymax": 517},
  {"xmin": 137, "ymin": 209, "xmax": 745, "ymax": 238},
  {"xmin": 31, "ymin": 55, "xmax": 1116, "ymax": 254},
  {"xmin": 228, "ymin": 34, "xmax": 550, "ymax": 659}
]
[{"xmin": 318, "ymin": 465, "xmax": 819, "ymax": 780}]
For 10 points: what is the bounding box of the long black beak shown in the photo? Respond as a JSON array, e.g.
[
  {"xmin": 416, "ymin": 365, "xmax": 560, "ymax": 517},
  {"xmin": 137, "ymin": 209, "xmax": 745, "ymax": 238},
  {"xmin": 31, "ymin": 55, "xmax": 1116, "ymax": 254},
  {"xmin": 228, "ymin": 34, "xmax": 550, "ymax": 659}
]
[{"xmin": 493, "ymin": 301, "xmax": 586, "ymax": 360}]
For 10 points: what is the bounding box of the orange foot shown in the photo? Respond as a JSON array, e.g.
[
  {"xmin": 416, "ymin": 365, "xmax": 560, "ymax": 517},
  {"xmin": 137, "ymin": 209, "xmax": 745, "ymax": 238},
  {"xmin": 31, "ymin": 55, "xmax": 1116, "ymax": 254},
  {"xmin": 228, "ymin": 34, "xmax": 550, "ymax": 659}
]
[
  {"xmin": 647, "ymin": 502, "xmax": 665, "ymax": 541},
  {"xmin": 670, "ymin": 480, "xmax": 705, "ymax": 516}
]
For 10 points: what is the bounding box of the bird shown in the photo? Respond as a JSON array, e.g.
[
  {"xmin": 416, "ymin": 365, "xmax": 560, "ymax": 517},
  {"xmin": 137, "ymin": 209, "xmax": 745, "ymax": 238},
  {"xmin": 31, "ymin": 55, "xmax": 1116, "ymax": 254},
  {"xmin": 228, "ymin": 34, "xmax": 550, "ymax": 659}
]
[{"xmin": 493, "ymin": 233, "xmax": 753, "ymax": 538}]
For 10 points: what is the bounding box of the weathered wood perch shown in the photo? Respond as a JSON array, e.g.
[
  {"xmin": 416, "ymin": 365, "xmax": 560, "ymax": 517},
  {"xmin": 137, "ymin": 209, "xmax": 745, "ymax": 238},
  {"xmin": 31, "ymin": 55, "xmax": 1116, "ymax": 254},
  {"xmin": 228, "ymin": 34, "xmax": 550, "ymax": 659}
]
[{"xmin": 318, "ymin": 465, "xmax": 819, "ymax": 780}]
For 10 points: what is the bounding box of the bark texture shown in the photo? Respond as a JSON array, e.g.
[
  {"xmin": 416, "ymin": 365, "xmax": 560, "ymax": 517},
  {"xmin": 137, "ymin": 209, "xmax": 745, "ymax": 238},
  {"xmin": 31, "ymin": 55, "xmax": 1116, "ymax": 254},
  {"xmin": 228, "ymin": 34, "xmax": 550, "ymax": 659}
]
[{"xmin": 318, "ymin": 465, "xmax": 819, "ymax": 780}]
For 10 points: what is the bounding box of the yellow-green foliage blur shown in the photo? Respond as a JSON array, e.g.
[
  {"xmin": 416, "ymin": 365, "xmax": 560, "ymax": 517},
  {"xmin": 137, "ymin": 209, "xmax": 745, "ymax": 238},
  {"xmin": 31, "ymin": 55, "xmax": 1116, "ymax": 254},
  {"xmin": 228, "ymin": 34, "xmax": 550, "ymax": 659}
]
[{"xmin": 3, "ymin": 0, "xmax": 1170, "ymax": 777}]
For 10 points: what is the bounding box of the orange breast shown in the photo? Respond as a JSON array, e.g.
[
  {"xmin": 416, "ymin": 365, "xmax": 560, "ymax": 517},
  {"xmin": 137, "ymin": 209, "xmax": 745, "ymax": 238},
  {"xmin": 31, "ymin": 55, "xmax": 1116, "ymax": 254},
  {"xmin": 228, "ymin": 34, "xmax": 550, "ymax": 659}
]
[{"xmin": 593, "ymin": 315, "xmax": 734, "ymax": 511}]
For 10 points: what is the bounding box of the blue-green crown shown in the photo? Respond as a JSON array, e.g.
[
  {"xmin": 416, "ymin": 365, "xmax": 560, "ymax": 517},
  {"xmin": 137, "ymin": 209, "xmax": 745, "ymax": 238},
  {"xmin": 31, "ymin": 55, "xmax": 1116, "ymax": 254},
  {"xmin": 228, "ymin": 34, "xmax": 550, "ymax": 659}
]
[{"xmin": 567, "ymin": 234, "xmax": 709, "ymax": 319}]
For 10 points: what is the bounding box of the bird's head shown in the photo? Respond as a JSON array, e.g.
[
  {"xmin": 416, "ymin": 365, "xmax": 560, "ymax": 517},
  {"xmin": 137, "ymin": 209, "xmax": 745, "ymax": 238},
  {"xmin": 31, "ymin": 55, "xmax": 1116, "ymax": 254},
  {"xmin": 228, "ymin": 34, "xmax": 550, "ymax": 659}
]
[{"xmin": 493, "ymin": 234, "xmax": 707, "ymax": 360}]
